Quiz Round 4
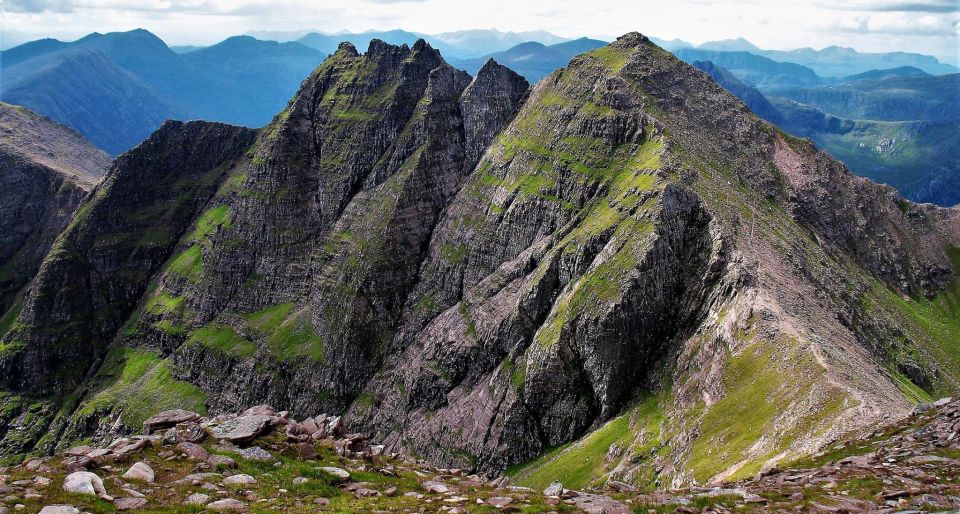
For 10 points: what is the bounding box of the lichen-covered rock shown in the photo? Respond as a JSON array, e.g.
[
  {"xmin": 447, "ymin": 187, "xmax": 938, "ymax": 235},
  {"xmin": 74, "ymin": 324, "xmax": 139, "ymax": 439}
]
[
  {"xmin": 143, "ymin": 409, "xmax": 201, "ymax": 432},
  {"xmin": 208, "ymin": 416, "xmax": 272, "ymax": 443}
]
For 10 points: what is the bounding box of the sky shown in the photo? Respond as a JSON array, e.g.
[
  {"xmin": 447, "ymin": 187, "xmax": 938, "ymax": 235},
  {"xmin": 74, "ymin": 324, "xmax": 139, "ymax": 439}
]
[{"xmin": 2, "ymin": 0, "xmax": 958, "ymax": 65}]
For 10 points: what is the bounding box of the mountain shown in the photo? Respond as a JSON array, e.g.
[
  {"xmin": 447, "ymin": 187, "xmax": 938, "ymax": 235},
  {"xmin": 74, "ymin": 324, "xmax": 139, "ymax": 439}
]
[
  {"xmin": 759, "ymin": 45, "xmax": 959, "ymax": 78},
  {"xmin": 691, "ymin": 60, "xmax": 783, "ymax": 124},
  {"xmin": 698, "ymin": 37, "xmax": 762, "ymax": 52},
  {"xmin": 0, "ymin": 102, "xmax": 110, "ymax": 319},
  {"xmin": 842, "ymin": 66, "xmax": 931, "ymax": 82},
  {"xmin": 179, "ymin": 37, "xmax": 325, "ymax": 127},
  {"xmin": 297, "ymin": 29, "xmax": 452, "ymax": 56},
  {"xmin": 458, "ymin": 37, "xmax": 608, "ymax": 82},
  {"xmin": 690, "ymin": 62, "xmax": 959, "ymax": 206},
  {"xmin": 431, "ymin": 29, "xmax": 570, "ymax": 54},
  {"xmin": 650, "ymin": 37, "xmax": 693, "ymax": 51},
  {"xmin": 283, "ymin": 28, "xmax": 571, "ymax": 58},
  {"xmin": 1, "ymin": 34, "xmax": 959, "ymax": 495},
  {"xmin": 0, "ymin": 30, "xmax": 328, "ymax": 154},
  {"xmin": 772, "ymin": 73, "xmax": 960, "ymax": 122},
  {"xmin": 674, "ymin": 48, "xmax": 822, "ymax": 90},
  {"xmin": 771, "ymin": 97, "xmax": 960, "ymax": 206},
  {"xmin": 0, "ymin": 38, "xmax": 69, "ymax": 67},
  {"xmin": 0, "ymin": 50, "xmax": 180, "ymax": 154},
  {"xmin": 169, "ymin": 45, "xmax": 204, "ymax": 54}
]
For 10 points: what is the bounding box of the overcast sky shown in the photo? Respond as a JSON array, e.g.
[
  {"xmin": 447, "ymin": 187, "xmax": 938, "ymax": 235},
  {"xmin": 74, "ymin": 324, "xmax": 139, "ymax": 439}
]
[{"xmin": 2, "ymin": 0, "xmax": 958, "ymax": 65}]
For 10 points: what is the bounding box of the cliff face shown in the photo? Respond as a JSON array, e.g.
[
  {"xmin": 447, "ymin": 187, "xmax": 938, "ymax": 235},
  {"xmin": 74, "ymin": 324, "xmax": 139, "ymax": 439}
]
[
  {"xmin": 1, "ymin": 35, "xmax": 958, "ymax": 488},
  {"xmin": 0, "ymin": 102, "xmax": 110, "ymax": 320}
]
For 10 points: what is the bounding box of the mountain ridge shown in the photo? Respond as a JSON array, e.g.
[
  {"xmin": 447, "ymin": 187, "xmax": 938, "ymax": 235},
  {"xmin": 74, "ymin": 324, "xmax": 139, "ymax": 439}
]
[{"xmin": 0, "ymin": 33, "xmax": 957, "ymax": 493}]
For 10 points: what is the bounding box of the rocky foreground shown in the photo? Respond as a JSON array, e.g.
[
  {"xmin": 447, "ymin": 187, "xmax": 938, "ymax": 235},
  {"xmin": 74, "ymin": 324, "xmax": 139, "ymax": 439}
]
[{"xmin": 0, "ymin": 399, "xmax": 958, "ymax": 513}]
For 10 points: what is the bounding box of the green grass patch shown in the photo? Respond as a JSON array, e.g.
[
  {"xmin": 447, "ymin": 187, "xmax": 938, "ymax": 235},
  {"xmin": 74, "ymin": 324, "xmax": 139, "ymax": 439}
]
[
  {"xmin": 440, "ymin": 243, "xmax": 468, "ymax": 264},
  {"xmin": 510, "ymin": 394, "xmax": 663, "ymax": 490},
  {"xmin": 0, "ymin": 299, "xmax": 22, "ymax": 338},
  {"xmin": 686, "ymin": 336, "xmax": 846, "ymax": 483},
  {"xmin": 77, "ymin": 348, "xmax": 207, "ymax": 428},
  {"xmin": 587, "ymin": 46, "xmax": 632, "ymax": 74},
  {"xmin": 246, "ymin": 304, "xmax": 325, "ymax": 362},
  {"xmin": 167, "ymin": 244, "xmax": 203, "ymax": 283},
  {"xmin": 864, "ymin": 245, "xmax": 960, "ymax": 392},
  {"xmin": 188, "ymin": 324, "xmax": 256, "ymax": 358},
  {"xmin": 189, "ymin": 205, "xmax": 232, "ymax": 241}
]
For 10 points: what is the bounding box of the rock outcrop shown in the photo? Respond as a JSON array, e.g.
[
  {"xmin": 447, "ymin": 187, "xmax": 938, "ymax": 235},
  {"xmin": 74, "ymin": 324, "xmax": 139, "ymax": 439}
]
[
  {"xmin": 0, "ymin": 102, "xmax": 110, "ymax": 316},
  {"xmin": 1, "ymin": 34, "xmax": 958, "ymax": 491}
]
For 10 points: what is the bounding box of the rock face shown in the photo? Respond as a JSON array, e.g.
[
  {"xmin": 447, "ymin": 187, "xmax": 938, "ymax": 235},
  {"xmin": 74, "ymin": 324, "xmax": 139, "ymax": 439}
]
[
  {"xmin": 0, "ymin": 102, "xmax": 110, "ymax": 315},
  {"xmin": 1, "ymin": 35, "xmax": 959, "ymax": 489}
]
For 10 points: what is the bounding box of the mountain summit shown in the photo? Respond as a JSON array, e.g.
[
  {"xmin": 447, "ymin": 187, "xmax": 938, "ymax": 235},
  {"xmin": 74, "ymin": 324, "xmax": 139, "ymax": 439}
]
[{"xmin": 0, "ymin": 34, "xmax": 957, "ymax": 490}]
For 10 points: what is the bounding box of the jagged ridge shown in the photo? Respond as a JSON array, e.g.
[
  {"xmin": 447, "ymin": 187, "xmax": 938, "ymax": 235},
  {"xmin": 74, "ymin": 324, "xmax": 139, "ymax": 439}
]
[{"xmin": 0, "ymin": 34, "xmax": 958, "ymax": 491}]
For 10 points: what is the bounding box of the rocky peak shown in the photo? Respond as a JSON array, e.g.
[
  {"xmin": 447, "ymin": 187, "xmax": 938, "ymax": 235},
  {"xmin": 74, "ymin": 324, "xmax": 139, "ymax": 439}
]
[
  {"xmin": 460, "ymin": 59, "xmax": 529, "ymax": 164},
  {"xmin": 0, "ymin": 120, "xmax": 257, "ymax": 395},
  {"xmin": 0, "ymin": 102, "xmax": 110, "ymax": 318},
  {"xmin": 1, "ymin": 34, "xmax": 958, "ymax": 494}
]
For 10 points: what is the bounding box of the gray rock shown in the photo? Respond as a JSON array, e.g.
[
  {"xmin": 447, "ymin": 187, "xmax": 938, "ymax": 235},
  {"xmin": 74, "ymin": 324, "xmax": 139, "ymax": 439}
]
[
  {"xmin": 319, "ymin": 467, "xmax": 350, "ymax": 482},
  {"xmin": 208, "ymin": 416, "xmax": 273, "ymax": 443},
  {"xmin": 423, "ymin": 481, "xmax": 450, "ymax": 494},
  {"xmin": 207, "ymin": 455, "xmax": 237, "ymax": 469},
  {"xmin": 175, "ymin": 442, "xmax": 209, "ymax": 461},
  {"xmin": 543, "ymin": 481, "xmax": 563, "ymax": 497},
  {"xmin": 485, "ymin": 496, "xmax": 513, "ymax": 508},
  {"xmin": 222, "ymin": 474, "xmax": 257, "ymax": 486},
  {"xmin": 113, "ymin": 497, "xmax": 147, "ymax": 511},
  {"xmin": 206, "ymin": 498, "xmax": 247, "ymax": 511},
  {"xmin": 235, "ymin": 446, "xmax": 272, "ymax": 461},
  {"xmin": 121, "ymin": 462, "xmax": 154, "ymax": 483},
  {"xmin": 62, "ymin": 471, "xmax": 110, "ymax": 499},
  {"xmin": 184, "ymin": 493, "xmax": 210, "ymax": 505},
  {"xmin": 37, "ymin": 507, "xmax": 79, "ymax": 514},
  {"xmin": 143, "ymin": 410, "xmax": 202, "ymax": 432}
]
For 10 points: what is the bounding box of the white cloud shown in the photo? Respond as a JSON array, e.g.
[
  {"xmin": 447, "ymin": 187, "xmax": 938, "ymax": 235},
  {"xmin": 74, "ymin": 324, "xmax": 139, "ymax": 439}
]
[{"xmin": 1, "ymin": 0, "xmax": 957, "ymax": 65}]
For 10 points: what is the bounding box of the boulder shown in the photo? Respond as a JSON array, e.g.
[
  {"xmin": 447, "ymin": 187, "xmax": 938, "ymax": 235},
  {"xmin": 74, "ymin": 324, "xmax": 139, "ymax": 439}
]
[
  {"xmin": 485, "ymin": 496, "xmax": 513, "ymax": 508},
  {"xmin": 240, "ymin": 405, "xmax": 276, "ymax": 417},
  {"xmin": 423, "ymin": 481, "xmax": 450, "ymax": 494},
  {"xmin": 64, "ymin": 446, "xmax": 93, "ymax": 457},
  {"xmin": 173, "ymin": 473, "xmax": 221, "ymax": 485},
  {"xmin": 236, "ymin": 446, "xmax": 272, "ymax": 461},
  {"xmin": 543, "ymin": 481, "xmax": 564, "ymax": 497},
  {"xmin": 175, "ymin": 442, "xmax": 209, "ymax": 461},
  {"xmin": 300, "ymin": 418, "xmax": 320, "ymax": 435},
  {"xmin": 296, "ymin": 443, "xmax": 317, "ymax": 460},
  {"xmin": 62, "ymin": 471, "xmax": 111, "ymax": 499},
  {"xmin": 109, "ymin": 438, "xmax": 150, "ymax": 460},
  {"xmin": 184, "ymin": 493, "xmax": 210, "ymax": 505},
  {"xmin": 38, "ymin": 507, "xmax": 79, "ymax": 514},
  {"xmin": 222, "ymin": 474, "xmax": 257, "ymax": 486},
  {"xmin": 207, "ymin": 455, "xmax": 237, "ymax": 469},
  {"xmin": 114, "ymin": 497, "xmax": 147, "ymax": 511},
  {"xmin": 208, "ymin": 415, "xmax": 272, "ymax": 443},
  {"xmin": 122, "ymin": 462, "xmax": 155, "ymax": 483},
  {"xmin": 61, "ymin": 456, "xmax": 91, "ymax": 473},
  {"xmin": 206, "ymin": 498, "xmax": 247, "ymax": 511},
  {"xmin": 143, "ymin": 409, "xmax": 202, "ymax": 432},
  {"xmin": 319, "ymin": 467, "xmax": 351, "ymax": 482}
]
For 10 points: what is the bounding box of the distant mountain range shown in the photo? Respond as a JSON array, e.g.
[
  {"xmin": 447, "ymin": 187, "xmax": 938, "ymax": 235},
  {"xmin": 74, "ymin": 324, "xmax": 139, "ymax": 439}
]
[
  {"xmin": 666, "ymin": 37, "xmax": 957, "ymax": 77},
  {"xmin": 247, "ymin": 28, "xmax": 571, "ymax": 59},
  {"xmin": 2, "ymin": 28, "xmax": 956, "ymax": 206},
  {"xmin": 692, "ymin": 59, "xmax": 960, "ymax": 206},
  {"xmin": 1, "ymin": 29, "xmax": 326, "ymax": 154},
  {"xmin": 455, "ymin": 38, "xmax": 608, "ymax": 82}
]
